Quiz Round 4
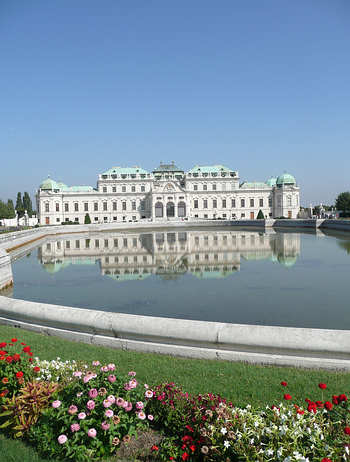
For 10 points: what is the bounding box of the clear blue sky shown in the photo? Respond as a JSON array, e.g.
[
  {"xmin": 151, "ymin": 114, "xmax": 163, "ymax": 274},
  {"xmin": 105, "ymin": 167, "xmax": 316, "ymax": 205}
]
[{"xmin": 1, "ymin": 0, "xmax": 349, "ymax": 206}]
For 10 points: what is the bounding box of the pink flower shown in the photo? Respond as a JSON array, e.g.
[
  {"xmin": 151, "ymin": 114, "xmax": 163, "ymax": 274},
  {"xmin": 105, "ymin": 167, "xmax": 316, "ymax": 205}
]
[
  {"xmin": 73, "ymin": 371, "xmax": 82, "ymax": 377},
  {"xmin": 136, "ymin": 401, "xmax": 144, "ymax": 410},
  {"xmin": 87, "ymin": 428, "xmax": 97, "ymax": 438},
  {"xmin": 147, "ymin": 414, "xmax": 154, "ymax": 421},
  {"xmin": 107, "ymin": 395, "xmax": 115, "ymax": 404},
  {"xmin": 70, "ymin": 423, "xmax": 80, "ymax": 432},
  {"xmin": 101, "ymin": 421, "xmax": 110, "ymax": 430},
  {"xmin": 100, "ymin": 366, "xmax": 109, "ymax": 373},
  {"xmin": 108, "ymin": 363, "xmax": 116, "ymax": 371},
  {"xmin": 137, "ymin": 411, "xmax": 146, "ymax": 420},
  {"xmin": 52, "ymin": 400, "xmax": 61, "ymax": 408},
  {"xmin": 124, "ymin": 402, "xmax": 133, "ymax": 412},
  {"xmin": 103, "ymin": 399, "xmax": 112, "ymax": 408},
  {"xmin": 129, "ymin": 379, "xmax": 138, "ymax": 389},
  {"xmin": 89, "ymin": 388, "xmax": 98, "ymax": 398},
  {"xmin": 108, "ymin": 375, "xmax": 116, "ymax": 383},
  {"xmin": 87, "ymin": 400, "xmax": 95, "ymax": 410},
  {"xmin": 76, "ymin": 392, "xmax": 83, "ymax": 397},
  {"xmin": 145, "ymin": 390, "xmax": 153, "ymax": 399},
  {"xmin": 83, "ymin": 374, "xmax": 94, "ymax": 383},
  {"xmin": 116, "ymin": 397, "xmax": 125, "ymax": 407},
  {"xmin": 68, "ymin": 405, "xmax": 78, "ymax": 415},
  {"xmin": 144, "ymin": 384, "xmax": 149, "ymax": 389},
  {"xmin": 128, "ymin": 371, "xmax": 136, "ymax": 376},
  {"xmin": 78, "ymin": 412, "xmax": 86, "ymax": 420},
  {"xmin": 58, "ymin": 434, "xmax": 67, "ymax": 444},
  {"xmin": 105, "ymin": 409, "xmax": 114, "ymax": 418},
  {"xmin": 92, "ymin": 360, "xmax": 100, "ymax": 366}
]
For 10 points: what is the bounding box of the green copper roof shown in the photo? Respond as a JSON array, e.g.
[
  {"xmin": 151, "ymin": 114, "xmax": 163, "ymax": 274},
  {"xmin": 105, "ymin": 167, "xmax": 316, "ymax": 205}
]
[
  {"xmin": 266, "ymin": 177, "xmax": 277, "ymax": 187},
  {"xmin": 39, "ymin": 178, "xmax": 94, "ymax": 192},
  {"xmin": 39, "ymin": 178, "xmax": 60, "ymax": 190},
  {"xmin": 187, "ymin": 165, "xmax": 233, "ymax": 174},
  {"xmin": 153, "ymin": 162, "xmax": 184, "ymax": 173},
  {"xmin": 240, "ymin": 182, "xmax": 269, "ymax": 189},
  {"xmin": 276, "ymin": 173, "xmax": 296, "ymax": 186},
  {"xmin": 102, "ymin": 166, "xmax": 149, "ymax": 175},
  {"xmin": 64, "ymin": 185, "xmax": 95, "ymax": 192}
]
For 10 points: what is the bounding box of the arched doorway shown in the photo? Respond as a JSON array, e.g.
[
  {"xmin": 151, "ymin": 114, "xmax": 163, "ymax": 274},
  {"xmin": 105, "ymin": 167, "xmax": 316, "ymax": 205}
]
[
  {"xmin": 178, "ymin": 201, "xmax": 186, "ymax": 217},
  {"xmin": 166, "ymin": 202, "xmax": 175, "ymax": 218},
  {"xmin": 155, "ymin": 202, "xmax": 163, "ymax": 218}
]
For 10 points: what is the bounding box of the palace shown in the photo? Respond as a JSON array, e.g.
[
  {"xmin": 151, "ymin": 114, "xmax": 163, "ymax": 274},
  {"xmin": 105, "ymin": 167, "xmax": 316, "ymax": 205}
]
[{"xmin": 36, "ymin": 163, "xmax": 300, "ymax": 225}]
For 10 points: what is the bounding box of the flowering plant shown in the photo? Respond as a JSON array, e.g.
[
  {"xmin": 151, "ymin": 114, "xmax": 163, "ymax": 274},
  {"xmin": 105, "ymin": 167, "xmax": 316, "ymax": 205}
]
[
  {"xmin": 0, "ymin": 338, "xmax": 39, "ymax": 401},
  {"xmin": 28, "ymin": 362, "xmax": 154, "ymax": 461}
]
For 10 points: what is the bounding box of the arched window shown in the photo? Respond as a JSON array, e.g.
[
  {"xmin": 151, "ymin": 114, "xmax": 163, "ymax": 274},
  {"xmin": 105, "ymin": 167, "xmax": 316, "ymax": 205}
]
[
  {"xmin": 178, "ymin": 201, "xmax": 186, "ymax": 217},
  {"xmin": 155, "ymin": 202, "xmax": 163, "ymax": 217},
  {"xmin": 166, "ymin": 202, "xmax": 175, "ymax": 217}
]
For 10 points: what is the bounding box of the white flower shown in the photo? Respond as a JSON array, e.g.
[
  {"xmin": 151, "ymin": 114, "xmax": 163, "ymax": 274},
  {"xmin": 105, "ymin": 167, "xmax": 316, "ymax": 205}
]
[
  {"xmin": 220, "ymin": 427, "xmax": 227, "ymax": 435},
  {"xmin": 223, "ymin": 440, "xmax": 230, "ymax": 448}
]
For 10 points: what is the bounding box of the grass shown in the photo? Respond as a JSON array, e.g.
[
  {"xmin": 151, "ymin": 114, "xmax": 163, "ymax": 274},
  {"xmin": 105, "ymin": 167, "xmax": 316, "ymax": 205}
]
[{"xmin": 0, "ymin": 323, "xmax": 349, "ymax": 460}]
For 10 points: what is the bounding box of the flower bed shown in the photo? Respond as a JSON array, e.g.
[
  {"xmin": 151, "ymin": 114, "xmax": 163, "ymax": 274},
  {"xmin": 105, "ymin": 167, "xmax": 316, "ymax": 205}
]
[{"xmin": 0, "ymin": 337, "xmax": 350, "ymax": 461}]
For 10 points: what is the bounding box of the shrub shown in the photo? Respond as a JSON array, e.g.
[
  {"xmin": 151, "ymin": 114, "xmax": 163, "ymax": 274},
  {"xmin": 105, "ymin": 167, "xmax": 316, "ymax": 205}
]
[{"xmin": 257, "ymin": 209, "xmax": 265, "ymax": 219}]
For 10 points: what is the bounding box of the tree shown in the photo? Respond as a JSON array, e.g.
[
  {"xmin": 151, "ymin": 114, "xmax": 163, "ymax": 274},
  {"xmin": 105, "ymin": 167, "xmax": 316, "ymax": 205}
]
[
  {"xmin": 15, "ymin": 192, "xmax": 24, "ymax": 217},
  {"xmin": 84, "ymin": 213, "xmax": 91, "ymax": 224},
  {"xmin": 257, "ymin": 209, "xmax": 265, "ymax": 219},
  {"xmin": 335, "ymin": 192, "xmax": 350, "ymax": 216},
  {"xmin": 23, "ymin": 192, "xmax": 33, "ymax": 216},
  {"xmin": 7, "ymin": 199, "xmax": 16, "ymax": 218}
]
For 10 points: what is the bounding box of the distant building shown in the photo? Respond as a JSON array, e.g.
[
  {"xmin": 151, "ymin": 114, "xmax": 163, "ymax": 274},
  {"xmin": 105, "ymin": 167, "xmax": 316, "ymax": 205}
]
[{"xmin": 36, "ymin": 163, "xmax": 300, "ymax": 225}]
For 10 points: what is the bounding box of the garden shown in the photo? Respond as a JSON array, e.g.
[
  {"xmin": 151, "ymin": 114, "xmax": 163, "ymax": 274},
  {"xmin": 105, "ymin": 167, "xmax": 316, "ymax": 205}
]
[{"xmin": 0, "ymin": 325, "xmax": 349, "ymax": 462}]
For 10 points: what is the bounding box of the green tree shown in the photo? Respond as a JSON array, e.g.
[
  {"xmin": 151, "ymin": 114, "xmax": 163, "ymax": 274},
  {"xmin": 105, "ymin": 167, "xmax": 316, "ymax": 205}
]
[
  {"xmin": 257, "ymin": 209, "xmax": 265, "ymax": 219},
  {"xmin": 15, "ymin": 192, "xmax": 24, "ymax": 217},
  {"xmin": 7, "ymin": 199, "xmax": 16, "ymax": 218},
  {"xmin": 335, "ymin": 192, "xmax": 350, "ymax": 216},
  {"xmin": 23, "ymin": 192, "xmax": 33, "ymax": 216},
  {"xmin": 84, "ymin": 213, "xmax": 91, "ymax": 224},
  {"xmin": 0, "ymin": 200, "xmax": 7, "ymax": 219}
]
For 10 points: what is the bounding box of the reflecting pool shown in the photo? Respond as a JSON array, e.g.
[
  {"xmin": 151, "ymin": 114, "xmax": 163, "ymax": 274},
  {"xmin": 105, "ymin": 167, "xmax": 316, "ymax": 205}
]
[{"xmin": 8, "ymin": 227, "xmax": 350, "ymax": 330}]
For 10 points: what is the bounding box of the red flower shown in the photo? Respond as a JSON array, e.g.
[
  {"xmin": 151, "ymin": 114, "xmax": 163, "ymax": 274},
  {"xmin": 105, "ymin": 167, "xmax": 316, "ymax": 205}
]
[
  {"xmin": 297, "ymin": 409, "xmax": 305, "ymax": 415},
  {"xmin": 182, "ymin": 453, "xmax": 189, "ymax": 461},
  {"xmin": 5, "ymin": 356, "xmax": 13, "ymax": 363},
  {"xmin": 315, "ymin": 401, "xmax": 324, "ymax": 408},
  {"xmin": 344, "ymin": 427, "xmax": 350, "ymax": 435},
  {"xmin": 280, "ymin": 381, "xmax": 288, "ymax": 386},
  {"xmin": 20, "ymin": 342, "xmax": 26, "ymax": 345},
  {"xmin": 324, "ymin": 401, "xmax": 333, "ymax": 410},
  {"xmin": 318, "ymin": 383, "xmax": 327, "ymax": 389},
  {"xmin": 22, "ymin": 346, "xmax": 31, "ymax": 353},
  {"xmin": 16, "ymin": 371, "xmax": 24, "ymax": 379},
  {"xmin": 1, "ymin": 377, "xmax": 9, "ymax": 384},
  {"xmin": 284, "ymin": 394, "xmax": 292, "ymax": 400},
  {"xmin": 11, "ymin": 338, "xmax": 17, "ymax": 343},
  {"xmin": 185, "ymin": 425, "xmax": 194, "ymax": 432},
  {"xmin": 12, "ymin": 354, "xmax": 20, "ymax": 361},
  {"xmin": 321, "ymin": 459, "xmax": 333, "ymax": 462},
  {"xmin": 151, "ymin": 445, "xmax": 159, "ymax": 451},
  {"xmin": 339, "ymin": 394, "xmax": 348, "ymax": 402},
  {"xmin": 332, "ymin": 395, "xmax": 339, "ymax": 405},
  {"xmin": 33, "ymin": 366, "xmax": 40, "ymax": 372},
  {"xmin": 169, "ymin": 458, "xmax": 174, "ymax": 461},
  {"xmin": 189, "ymin": 445, "xmax": 196, "ymax": 452},
  {"xmin": 0, "ymin": 342, "xmax": 6, "ymax": 348}
]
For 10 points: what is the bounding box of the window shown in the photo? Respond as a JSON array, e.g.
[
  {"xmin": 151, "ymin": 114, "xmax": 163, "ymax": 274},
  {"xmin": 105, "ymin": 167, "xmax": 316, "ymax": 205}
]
[
  {"xmin": 232, "ymin": 199, "xmax": 236, "ymax": 208},
  {"xmin": 133, "ymin": 238, "xmax": 137, "ymax": 247},
  {"xmin": 269, "ymin": 197, "xmax": 272, "ymax": 207},
  {"xmin": 104, "ymin": 239, "xmax": 108, "ymax": 248},
  {"xmin": 64, "ymin": 203, "xmax": 68, "ymax": 212},
  {"xmin": 112, "ymin": 186, "xmax": 116, "ymax": 193},
  {"xmin": 122, "ymin": 202, "xmax": 126, "ymax": 211},
  {"xmin": 194, "ymin": 184, "xmax": 198, "ymax": 191},
  {"xmin": 213, "ymin": 199, "xmax": 217, "ymax": 208},
  {"xmin": 74, "ymin": 203, "xmax": 79, "ymax": 212},
  {"xmin": 222, "ymin": 199, "xmax": 226, "ymax": 208},
  {"xmin": 123, "ymin": 238, "xmax": 128, "ymax": 247},
  {"xmin": 259, "ymin": 198, "xmax": 263, "ymax": 207},
  {"xmin": 141, "ymin": 185, "xmax": 145, "ymax": 192},
  {"xmin": 195, "ymin": 236, "xmax": 199, "ymax": 245},
  {"xmin": 287, "ymin": 196, "xmax": 292, "ymax": 206},
  {"xmin": 250, "ymin": 199, "xmax": 254, "ymax": 207},
  {"xmin": 74, "ymin": 217, "xmax": 79, "ymax": 222},
  {"xmin": 122, "ymin": 186, "xmax": 126, "ymax": 193},
  {"xmin": 46, "ymin": 243, "xmax": 51, "ymax": 251},
  {"xmin": 132, "ymin": 186, "xmax": 136, "ymax": 192},
  {"xmin": 56, "ymin": 203, "xmax": 59, "ymax": 212},
  {"xmin": 45, "ymin": 203, "xmax": 49, "ymax": 212},
  {"xmin": 103, "ymin": 202, "xmax": 107, "ymax": 211},
  {"xmin": 65, "ymin": 240, "xmax": 70, "ymax": 249},
  {"xmin": 194, "ymin": 200, "xmax": 198, "ymax": 209},
  {"xmin": 203, "ymin": 199, "xmax": 208, "ymax": 208},
  {"xmin": 212, "ymin": 184, "xmax": 217, "ymax": 191},
  {"xmin": 75, "ymin": 240, "xmax": 80, "ymax": 249},
  {"xmin": 203, "ymin": 184, "xmax": 207, "ymax": 191},
  {"xmin": 85, "ymin": 239, "xmax": 90, "ymax": 248},
  {"xmin": 94, "ymin": 203, "xmax": 98, "ymax": 211},
  {"xmin": 94, "ymin": 217, "xmax": 98, "ymax": 221},
  {"xmin": 241, "ymin": 199, "xmax": 245, "ymax": 208},
  {"xmin": 84, "ymin": 203, "xmax": 88, "ymax": 211},
  {"xmin": 95, "ymin": 239, "xmax": 99, "ymax": 248},
  {"xmin": 132, "ymin": 201, "xmax": 136, "ymax": 211},
  {"xmin": 113, "ymin": 201, "xmax": 117, "ymax": 211},
  {"xmin": 140, "ymin": 200, "xmax": 145, "ymax": 211},
  {"xmin": 103, "ymin": 187, "xmax": 107, "ymax": 193},
  {"xmin": 114, "ymin": 239, "xmax": 118, "ymax": 247},
  {"xmin": 241, "ymin": 213, "xmax": 245, "ymax": 218}
]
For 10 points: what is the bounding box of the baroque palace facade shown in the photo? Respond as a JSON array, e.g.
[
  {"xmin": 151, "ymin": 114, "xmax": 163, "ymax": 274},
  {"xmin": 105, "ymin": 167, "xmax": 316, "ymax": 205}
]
[{"xmin": 37, "ymin": 163, "xmax": 300, "ymax": 225}]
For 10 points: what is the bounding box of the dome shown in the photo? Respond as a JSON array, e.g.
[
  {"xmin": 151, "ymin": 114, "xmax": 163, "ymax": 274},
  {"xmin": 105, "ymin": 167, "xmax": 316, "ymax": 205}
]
[
  {"xmin": 39, "ymin": 177, "xmax": 59, "ymax": 190},
  {"xmin": 266, "ymin": 177, "xmax": 277, "ymax": 187},
  {"xmin": 276, "ymin": 173, "xmax": 296, "ymax": 187}
]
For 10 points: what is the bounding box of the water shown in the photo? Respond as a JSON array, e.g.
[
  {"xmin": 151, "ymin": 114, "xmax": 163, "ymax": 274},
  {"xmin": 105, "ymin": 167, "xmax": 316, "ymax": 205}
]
[{"xmin": 8, "ymin": 227, "xmax": 350, "ymax": 330}]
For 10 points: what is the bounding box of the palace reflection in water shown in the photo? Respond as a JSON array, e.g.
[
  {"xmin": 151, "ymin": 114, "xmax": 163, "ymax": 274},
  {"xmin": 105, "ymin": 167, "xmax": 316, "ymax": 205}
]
[{"xmin": 38, "ymin": 229, "xmax": 301, "ymax": 281}]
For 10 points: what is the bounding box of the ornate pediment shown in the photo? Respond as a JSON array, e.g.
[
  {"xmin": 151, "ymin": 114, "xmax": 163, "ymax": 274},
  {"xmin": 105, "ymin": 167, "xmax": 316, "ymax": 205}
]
[{"xmin": 163, "ymin": 182, "xmax": 176, "ymax": 192}]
